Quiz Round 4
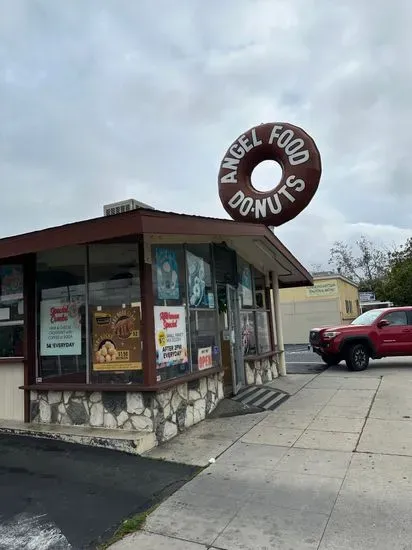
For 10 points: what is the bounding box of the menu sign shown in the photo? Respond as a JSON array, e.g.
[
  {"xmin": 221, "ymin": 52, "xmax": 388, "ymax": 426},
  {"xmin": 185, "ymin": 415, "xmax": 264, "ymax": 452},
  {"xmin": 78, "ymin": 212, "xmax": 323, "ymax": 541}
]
[
  {"xmin": 92, "ymin": 306, "xmax": 142, "ymax": 371},
  {"xmin": 40, "ymin": 299, "xmax": 82, "ymax": 356},
  {"xmin": 154, "ymin": 306, "xmax": 188, "ymax": 369}
]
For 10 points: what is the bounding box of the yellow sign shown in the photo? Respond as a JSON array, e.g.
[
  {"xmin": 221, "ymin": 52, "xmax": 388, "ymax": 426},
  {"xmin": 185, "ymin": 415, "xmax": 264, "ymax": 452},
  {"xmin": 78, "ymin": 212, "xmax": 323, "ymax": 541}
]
[
  {"xmin": 306, "ymin": 281, "xmax": 338, "ymax": 298},
  {"xmin": 157, "ymin": 330, "xmax": 167, "ymax": 347}
]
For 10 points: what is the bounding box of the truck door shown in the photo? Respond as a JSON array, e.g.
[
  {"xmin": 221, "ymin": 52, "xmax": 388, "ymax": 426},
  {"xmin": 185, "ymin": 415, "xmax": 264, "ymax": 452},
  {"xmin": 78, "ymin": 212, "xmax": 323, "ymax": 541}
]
[
  {"xmin": 377, "ymin": 310, "xmax": 410, "ymax": 356},
  {"xmin": 406, "ymin": 310, "xmax": 412, "ymax": 354}
]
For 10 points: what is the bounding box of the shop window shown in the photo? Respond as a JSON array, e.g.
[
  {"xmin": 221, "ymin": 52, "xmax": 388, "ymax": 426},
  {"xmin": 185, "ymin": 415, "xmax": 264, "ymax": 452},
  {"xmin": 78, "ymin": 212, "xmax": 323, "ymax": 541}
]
[
  {"xmin": 254, "ymin": 270, "xmax": 272, "ymax": 353},
  {"xmin": 240, "ymin": 311, "xmax": 257, "ymax": 355},
  {"xmin": 186, "ymin": 245, "xmax": 219, "ymax": 373},
  {"xmin": 186, "ymin": 244, "xmax": 215, "ymax": 309},
  {"xmin": 152, "ymin": 244, "xmax": 190, "ymax": 381},
  {"xmin": 255, "ymin": 311, "xmax": 271, "ymax": 354},
  {"xmin": 36, "ymin": 247, "xmax": 87, "ymax": 382},
  {"xmin": 189, "ymin": 310, "xmax": 219, "ymax": 371},
  {"xmin": 88, "ymin": 243, "xmax": 142, "ymax": 384},
  {"xmin": 0, "ymin": 265, "xmax": 24, "ymax": 358},
  {"xmin": 153, "ymin": 245, "xmax": 186, "ymax": 307},
  {"xmin": 238, "ymin": 257, "xmax": 254, "ymax": 309},
  {"xmin": 238, "ymin": 260, "xmax": 273, "ymax": 356}
]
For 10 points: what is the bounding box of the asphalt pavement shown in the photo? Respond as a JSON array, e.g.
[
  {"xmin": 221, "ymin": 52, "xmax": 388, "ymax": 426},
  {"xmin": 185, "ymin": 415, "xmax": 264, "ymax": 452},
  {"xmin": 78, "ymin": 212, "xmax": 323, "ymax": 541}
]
[
  {"xmin": 0, "ymin": 434, "xmax": 198, "ymax": 549},
  {"xmin": 285, "ymin": 344, "xmax": 328, "ymax": 374}
]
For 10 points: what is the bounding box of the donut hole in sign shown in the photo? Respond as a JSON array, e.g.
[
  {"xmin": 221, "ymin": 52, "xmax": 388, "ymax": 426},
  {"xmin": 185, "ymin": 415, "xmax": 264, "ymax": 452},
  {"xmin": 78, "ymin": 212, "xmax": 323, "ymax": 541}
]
[{"xmin": 251, "ymin": 160, "xmax": 283, "ymax": 192}]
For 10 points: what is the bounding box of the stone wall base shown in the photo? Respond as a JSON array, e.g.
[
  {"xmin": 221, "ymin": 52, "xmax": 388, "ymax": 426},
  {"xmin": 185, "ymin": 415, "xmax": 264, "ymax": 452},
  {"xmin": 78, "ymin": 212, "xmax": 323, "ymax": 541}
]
[
  {"xmin": 30, "ymin": 372, "xmax": 224, "ymax": 448},
  {"xmin": 245, "ymin": 357, "xmax": 279, "ymax": 385}
]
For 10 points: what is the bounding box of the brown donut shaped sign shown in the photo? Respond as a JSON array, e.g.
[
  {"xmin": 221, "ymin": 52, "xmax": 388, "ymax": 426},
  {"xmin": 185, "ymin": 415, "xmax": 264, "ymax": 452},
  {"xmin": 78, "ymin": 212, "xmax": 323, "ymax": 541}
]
[{"xmin": 218, "ymin": 122, "xmax": 322, "ymax": 226}]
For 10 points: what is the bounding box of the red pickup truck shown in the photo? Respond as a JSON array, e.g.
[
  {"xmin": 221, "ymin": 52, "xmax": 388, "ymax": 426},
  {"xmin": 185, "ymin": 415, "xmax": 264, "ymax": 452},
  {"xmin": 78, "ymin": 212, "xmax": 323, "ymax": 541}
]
[{"xmin": 310, "ymin": 307, "xmax": 412, "ymax": 371}]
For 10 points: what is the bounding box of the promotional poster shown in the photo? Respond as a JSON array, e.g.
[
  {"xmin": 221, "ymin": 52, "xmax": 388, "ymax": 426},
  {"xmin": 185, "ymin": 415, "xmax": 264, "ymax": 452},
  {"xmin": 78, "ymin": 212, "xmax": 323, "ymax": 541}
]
[
  {"xmin": 40, "ymin": 299, "xmax": 82, "ymax": 356},
  {"xmin": 155, "ymin": 248, "xmax": 179, "ymax": 300},
  {"xmin": 92, "ymin": 306, "xmax": 142, "ymax": 371},
  {"xmin": 240, "ymin": 263, "xmax": 253, "ymax": 307},
  {"xmin": 186, "ymin": 250, "xmax": 209, "ymax": 308},
  {"xmin": 154, "ymin": 306, "xmax": 188, "ymax": 369}
]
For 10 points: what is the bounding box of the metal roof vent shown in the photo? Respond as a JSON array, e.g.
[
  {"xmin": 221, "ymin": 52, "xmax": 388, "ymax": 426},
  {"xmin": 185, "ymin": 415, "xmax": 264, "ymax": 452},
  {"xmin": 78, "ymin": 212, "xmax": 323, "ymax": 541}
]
[{"xmin": 103, "ymin": 199, "xmax": 154, "ymax": 216}]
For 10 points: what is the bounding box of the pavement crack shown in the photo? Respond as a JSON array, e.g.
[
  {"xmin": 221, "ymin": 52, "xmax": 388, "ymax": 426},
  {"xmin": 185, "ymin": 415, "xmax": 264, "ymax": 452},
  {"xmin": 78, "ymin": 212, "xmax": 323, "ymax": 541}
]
[{"xmin": 354, "ymin": 376, "xmax": 382, "ymax": 453}]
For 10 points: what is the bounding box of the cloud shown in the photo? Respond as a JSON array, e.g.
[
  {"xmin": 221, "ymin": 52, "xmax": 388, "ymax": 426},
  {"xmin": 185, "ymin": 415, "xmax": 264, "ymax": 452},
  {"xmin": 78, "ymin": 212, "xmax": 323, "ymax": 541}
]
[{"xmin": 0, "ymin": 0, "xmax": 410, "ymax": 269}]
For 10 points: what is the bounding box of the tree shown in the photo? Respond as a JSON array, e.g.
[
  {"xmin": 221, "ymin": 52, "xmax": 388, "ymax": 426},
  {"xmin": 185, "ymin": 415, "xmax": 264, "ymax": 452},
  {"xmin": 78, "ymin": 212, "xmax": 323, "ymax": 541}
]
[
  {"xmin": 381, "ymin": 238, "xmax": 412, "ymax": 306},
  {"xmin": 328, "ymin": 235, "xmax": 391, "ymax": 293}
]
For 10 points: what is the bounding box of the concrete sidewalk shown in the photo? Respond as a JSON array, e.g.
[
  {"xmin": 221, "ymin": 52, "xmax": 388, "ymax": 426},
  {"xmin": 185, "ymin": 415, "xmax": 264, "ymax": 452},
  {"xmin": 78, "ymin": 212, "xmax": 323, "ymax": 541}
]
[{"xmin": 111, "ymin": 358, "xmax": 412, "ymax": 550}]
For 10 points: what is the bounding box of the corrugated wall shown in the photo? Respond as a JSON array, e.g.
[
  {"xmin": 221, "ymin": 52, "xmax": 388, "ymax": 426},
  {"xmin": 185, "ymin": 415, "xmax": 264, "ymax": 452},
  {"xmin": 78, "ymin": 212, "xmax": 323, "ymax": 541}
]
[{"xmin": 281, "ymin": 298, "xmax": 341, "ymax": 344}]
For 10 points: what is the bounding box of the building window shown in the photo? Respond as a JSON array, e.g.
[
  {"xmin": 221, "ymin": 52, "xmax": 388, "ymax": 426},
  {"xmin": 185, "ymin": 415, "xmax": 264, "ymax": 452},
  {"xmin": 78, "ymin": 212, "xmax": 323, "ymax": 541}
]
[
  {"xmin": 0, "ymin": 265, "xmax": 24, "ymax": 358},
  {"xmin": 345, "ymin": 300, "xmax": 353, "ymax": 315},
  {"xmin": 37, "ymin": 243, "xmax": 143, "ymax": 385},
  {"xmin": 189, "ymin": 310, "xmax": 219, "ymax": 371},
  {"xmin": 152, "ymin": 244, "xmax": 190, "ymax": 381},
  {"xmin": 238, "ymin": 260, "xmax": 272, "ymax": 356},
  {"xmin": 254, "ymin": 269, "xmax": 271, "ymax": 354},
  {"xmin": 37, "ymin": 247, "xmax": 87, "ymax": 382},
  {"xmin": 186, "ymin": 244, "xmax": 219, "ymax": 373},
  {"xmin": 153, "ymin": 245, "xmax": 185, "ymax": 306},
  {"xmin": 88, "ymin": 243, "xmax": 142, "ymax": 385},
  {"xmin": 240, "ymin": 311, "xmax": 257, "ymax": 355},
  {"xmin": 238, "ymin": 258, "xmax": 254, "ymax": 309}
]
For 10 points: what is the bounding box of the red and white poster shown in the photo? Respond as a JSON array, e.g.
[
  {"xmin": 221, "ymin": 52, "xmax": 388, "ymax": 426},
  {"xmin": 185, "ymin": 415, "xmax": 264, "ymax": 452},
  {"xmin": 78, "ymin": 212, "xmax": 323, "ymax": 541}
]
[
  {"xmin": 40, "ymin": 299, "xmax": 82, "ymax": 356},
  {"xmin": 154, "ymin": 306, "xmax": 188, "ymax": 369}
]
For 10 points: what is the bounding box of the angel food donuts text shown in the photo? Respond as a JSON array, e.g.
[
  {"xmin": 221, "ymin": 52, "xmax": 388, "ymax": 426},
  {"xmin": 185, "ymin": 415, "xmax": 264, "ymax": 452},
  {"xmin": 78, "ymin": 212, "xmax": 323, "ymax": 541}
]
[{"xmin": 218, "ymin": 122, "xmax": 322, "ymax": 227}]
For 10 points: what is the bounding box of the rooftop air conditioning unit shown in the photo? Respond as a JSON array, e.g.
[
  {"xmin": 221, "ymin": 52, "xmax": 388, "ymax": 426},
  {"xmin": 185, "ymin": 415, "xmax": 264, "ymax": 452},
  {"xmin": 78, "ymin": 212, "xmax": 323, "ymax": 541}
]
[{"xmin": 103, "ymin": 199, "xmax": 154, "ymax": 217}]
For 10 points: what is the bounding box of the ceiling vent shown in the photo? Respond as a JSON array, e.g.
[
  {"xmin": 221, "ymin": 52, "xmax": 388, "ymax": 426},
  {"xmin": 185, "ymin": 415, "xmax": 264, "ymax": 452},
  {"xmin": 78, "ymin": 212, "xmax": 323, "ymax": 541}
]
[{"xmin": 103, "ymin": 199, "xmax": 154, "ymax": 216}]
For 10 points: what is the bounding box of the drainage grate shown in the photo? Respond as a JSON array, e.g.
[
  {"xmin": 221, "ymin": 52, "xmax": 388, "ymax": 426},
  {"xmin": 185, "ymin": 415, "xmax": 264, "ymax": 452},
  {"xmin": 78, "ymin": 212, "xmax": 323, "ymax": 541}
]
[{"xmin": 231, "ymin": 386, "xmax": 289, "ymax": 411}]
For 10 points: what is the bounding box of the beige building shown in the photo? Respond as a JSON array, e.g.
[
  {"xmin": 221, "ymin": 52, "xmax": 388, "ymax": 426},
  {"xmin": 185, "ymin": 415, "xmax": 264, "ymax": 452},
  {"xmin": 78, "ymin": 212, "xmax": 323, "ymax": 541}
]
[{"xmin": 280, "ymin": 272, "xmax": 360, "ymax": 344}]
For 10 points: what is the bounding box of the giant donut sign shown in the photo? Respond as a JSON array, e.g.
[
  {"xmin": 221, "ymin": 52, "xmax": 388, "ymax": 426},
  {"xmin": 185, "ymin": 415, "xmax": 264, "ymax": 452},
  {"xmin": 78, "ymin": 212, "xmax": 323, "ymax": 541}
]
[{"xmin": 218, "ymin": 122, "xmax": 322, "ymax": 227}]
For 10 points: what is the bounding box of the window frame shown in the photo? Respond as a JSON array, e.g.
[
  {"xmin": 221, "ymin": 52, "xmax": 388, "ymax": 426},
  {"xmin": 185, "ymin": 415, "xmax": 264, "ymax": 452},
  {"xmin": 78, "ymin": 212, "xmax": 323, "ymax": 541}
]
[
  {"xmin": 238, "ymin": 258, "xmax": 274, "ymax": 359},
  {"xmin": 27, "ymin": 239, "xmax": 226, "ymax": 390},
  {"xmin": 35, "ymin": 242, "xmax": 144, "ymax": 385},
  {"xmin": 0, "ymin": 261, "xmax": 25, "ymax": 361},
  {"xmin": 383, "ymin": 310, "xmax": 408, "ymax": 326},
  {"xmin": 185, "ymin": 243, "xmax": 220, "ymax": 375},
  {"xmin": 35, "ymin": 245, "xmax": 88, "ymax": 384}
]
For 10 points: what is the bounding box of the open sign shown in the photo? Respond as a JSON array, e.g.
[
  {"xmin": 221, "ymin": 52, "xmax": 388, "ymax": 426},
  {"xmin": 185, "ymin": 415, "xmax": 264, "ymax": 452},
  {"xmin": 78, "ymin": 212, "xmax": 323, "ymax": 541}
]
[{"xmin": 198, "ymin": 347, "xmax": 212, "ymax": 370}]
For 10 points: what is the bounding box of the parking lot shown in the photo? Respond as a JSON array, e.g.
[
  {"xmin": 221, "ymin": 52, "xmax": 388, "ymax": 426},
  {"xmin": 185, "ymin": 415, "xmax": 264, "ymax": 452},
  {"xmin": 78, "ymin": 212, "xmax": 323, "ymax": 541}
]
[{"xmin": 0, "ymin": 435, "xmax": 198, "ymax": 549}]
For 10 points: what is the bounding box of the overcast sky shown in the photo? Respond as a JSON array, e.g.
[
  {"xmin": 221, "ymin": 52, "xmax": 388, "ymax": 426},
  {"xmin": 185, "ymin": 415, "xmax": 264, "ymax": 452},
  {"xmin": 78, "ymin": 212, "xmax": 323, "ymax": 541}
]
[{"xmin": 1, "ymin": 0, "xmax": 410, "ymax": 268}]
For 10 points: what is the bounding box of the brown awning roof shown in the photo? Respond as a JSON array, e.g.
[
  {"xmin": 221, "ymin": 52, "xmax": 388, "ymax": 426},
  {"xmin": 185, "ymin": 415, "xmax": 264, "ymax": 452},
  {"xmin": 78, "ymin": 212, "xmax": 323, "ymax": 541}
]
[{"xmin": 0, "ymin": 208, "xmax": 312, "ymax": 287}]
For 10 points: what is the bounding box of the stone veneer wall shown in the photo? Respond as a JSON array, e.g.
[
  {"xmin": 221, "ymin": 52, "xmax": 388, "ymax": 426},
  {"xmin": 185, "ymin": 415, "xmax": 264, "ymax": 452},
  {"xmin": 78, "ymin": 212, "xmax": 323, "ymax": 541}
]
[
  {"xmin": 30, "ymin": 372, "xmax": 224, "ymax": 445},
  {"xmin": 244, "ymin": 356, "xmax": 279, "ymax": 386}
]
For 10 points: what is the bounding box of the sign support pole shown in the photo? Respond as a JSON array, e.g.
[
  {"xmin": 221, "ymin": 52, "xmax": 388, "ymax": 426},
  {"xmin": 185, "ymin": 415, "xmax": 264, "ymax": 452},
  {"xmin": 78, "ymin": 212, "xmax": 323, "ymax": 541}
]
[{"xmin": 271, "ymin": 271, "xmax": 286, "ymax": 376}]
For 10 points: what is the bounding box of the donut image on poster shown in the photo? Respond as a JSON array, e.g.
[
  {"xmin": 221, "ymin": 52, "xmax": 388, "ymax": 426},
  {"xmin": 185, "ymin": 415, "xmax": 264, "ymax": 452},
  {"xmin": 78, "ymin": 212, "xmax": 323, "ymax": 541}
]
[{"xmin": 95, "ymin": 339, "xmax": 119, "ymax": 364}]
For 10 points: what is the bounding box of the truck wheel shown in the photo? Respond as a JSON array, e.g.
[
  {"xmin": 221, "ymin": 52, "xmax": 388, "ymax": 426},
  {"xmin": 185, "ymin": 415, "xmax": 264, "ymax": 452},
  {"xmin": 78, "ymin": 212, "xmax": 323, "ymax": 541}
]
[
  {"xmin": 321, "ymin": 354, "xmax": 340, "ymax": 367},
  {"xmin": 345, "ymin": 343, "xmax": 369, "ymax": 371}
]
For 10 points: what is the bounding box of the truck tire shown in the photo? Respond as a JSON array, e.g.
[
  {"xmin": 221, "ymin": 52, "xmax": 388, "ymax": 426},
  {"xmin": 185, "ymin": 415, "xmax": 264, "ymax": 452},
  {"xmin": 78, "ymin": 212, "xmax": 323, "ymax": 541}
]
[
  {"xmin": 345, "ymin": 343, "xmax": 369, "ymax": 371},
  {"xmin": 321, "ymin": 354, "xmax": 340, "ymax": 367}
]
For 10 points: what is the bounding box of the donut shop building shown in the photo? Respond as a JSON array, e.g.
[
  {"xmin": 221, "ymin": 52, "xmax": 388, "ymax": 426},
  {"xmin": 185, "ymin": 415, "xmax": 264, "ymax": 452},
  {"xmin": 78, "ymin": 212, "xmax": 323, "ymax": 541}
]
[
  {"xmin": 0, "ymin": 205, "xmax": 312, "ymax": 446},
  {"xmin": 0, "ymin": 122, "xmax": 320, "ymax": 451}
]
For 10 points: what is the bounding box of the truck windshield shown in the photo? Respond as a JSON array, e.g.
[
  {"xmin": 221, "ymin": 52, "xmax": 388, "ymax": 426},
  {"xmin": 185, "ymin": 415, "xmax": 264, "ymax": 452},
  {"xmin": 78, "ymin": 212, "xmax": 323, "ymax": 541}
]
[{"xmin": 351, "ymin": 309, "xmax": 383, "ymax": 325}]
